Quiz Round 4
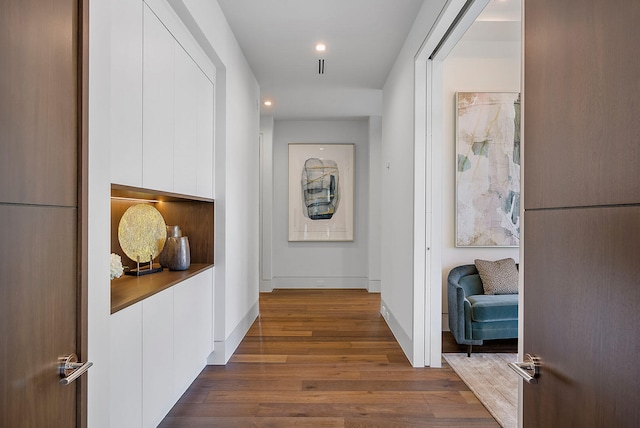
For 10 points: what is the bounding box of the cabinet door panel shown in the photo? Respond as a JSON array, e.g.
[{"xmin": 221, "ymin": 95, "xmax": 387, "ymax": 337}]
[
  {"xmin": 142, "ymin": 288, "xmax": 174, "ymax": 428},
  {"xmin": 173, "ymin": 270, "xmax": 213, "ymax": 398},
  {"xmin": 143, "ymin": 5, "xmax": 174, "ymax": 192},
  {"xmin": 110, "ymin": 304, "xmax": 142, "ymax": 428},
  {"xmin": 196, "ymin": 72, "xmax": 214, "ymax": 198},
  {"xmin": 110, "ymin": 0, "xmax": 143, "ymax": 187},
  {"xmin": 201, "ymin": 269, "xmax": 214, "ymax": 355},
  {"xmin": 173, "ymin": 45, "xmax": 198, "ymax": 195}
]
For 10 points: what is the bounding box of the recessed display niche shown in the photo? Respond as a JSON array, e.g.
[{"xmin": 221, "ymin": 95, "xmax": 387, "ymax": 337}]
[{"xmin": 110, "ymin": 184, "xmax": 214, "ymax": 313}]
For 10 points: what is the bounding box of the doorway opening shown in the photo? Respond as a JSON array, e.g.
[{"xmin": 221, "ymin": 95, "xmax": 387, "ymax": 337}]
[{"xmin": 414, "ymin": 0, "xmax": 522, "ymax": 366}]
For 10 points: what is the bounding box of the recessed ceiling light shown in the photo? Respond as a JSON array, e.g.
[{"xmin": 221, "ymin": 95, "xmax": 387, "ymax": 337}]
[
  {"xmin": 315, "ymin": 43, "xmax": 326, "ymax": 52},
  {"xmin": 263, "ymin": 100, "xmax": 272, "ymax": 106}
]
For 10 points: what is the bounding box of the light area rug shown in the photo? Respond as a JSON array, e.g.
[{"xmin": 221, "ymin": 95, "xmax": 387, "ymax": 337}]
[{"xmin": 443, "ymin": 353, "xmax": 518, "ymax": 428}]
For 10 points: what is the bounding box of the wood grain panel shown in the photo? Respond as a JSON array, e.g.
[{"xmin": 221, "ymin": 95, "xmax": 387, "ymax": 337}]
[
  {"xmin": 160, "ymin": 201, "xmax": 214, "ymax": 264},
  {"xmin": 524, "ymin": 207, "xmax": 640, "ymax": 426},
  {"xmin": 524, "ymin": 0, "xmax": 640, "ymax": 209},
  {"xmin": 0, "ymin": 205, "xmax": 77, "ymax": 427},
  {"xmin": 0, "ymin": 0, "xmax": 78, "ymax": 206}
]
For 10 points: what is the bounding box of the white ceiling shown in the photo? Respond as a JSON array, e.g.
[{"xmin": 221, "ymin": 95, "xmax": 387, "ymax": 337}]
[
  {"xmin": 216, "ymin": 0, "xmax": 521, "ymax": 119},
  {"xmin": 466, "ymin": 0, "xmax": 521, "ymax": 42}
]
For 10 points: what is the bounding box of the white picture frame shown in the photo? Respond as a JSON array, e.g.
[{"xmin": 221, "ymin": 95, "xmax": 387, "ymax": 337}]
[{"xmin": 288, "ymin": 143, "xmax": 354, "ymax": 241}]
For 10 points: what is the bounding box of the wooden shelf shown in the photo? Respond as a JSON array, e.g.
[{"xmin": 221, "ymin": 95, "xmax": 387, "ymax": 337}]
[{"xmin": 111, "ymin": 263, "xmax": 213, "ymax": 313}]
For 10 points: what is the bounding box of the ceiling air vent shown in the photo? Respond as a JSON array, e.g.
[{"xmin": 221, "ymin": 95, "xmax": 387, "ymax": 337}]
[{"xmin": 318, "ymin": 59, "xmax": 325, "ymax": 75}]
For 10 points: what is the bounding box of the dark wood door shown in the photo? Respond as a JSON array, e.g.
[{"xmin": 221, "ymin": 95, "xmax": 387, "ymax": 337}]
[
  {"xmin": 523, "ymin": 0, "xmax": 640, "ymax": 426},
  {"xmin": 0, "ymin": 0, "xmax": 87, "ymax": 426}
]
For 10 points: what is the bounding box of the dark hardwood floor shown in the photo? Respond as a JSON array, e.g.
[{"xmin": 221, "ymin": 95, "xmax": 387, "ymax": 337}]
[{"xmin": 160, "ymin": 289, "xmax": 508, "ymax": 427}]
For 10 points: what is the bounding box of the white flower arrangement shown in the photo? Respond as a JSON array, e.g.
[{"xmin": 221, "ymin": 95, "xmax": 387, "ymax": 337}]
[{"xmin": 110, "ymin": 253, "xmax": 125, "ymax": 280}]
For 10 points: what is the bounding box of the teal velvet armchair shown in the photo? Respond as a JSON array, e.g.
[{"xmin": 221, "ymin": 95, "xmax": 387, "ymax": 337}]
[{"xmin": 447, "ymin": 264, "xmax": 519, "ymax": 356}]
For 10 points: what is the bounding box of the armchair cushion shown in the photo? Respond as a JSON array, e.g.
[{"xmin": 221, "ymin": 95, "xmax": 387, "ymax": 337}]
[
  {"xmin": 474, "ymin": 258, "xmax": 519, "ymax": 295},
  {"xmin": 467, "ymin": 294, "xmax": 519, "ymax": 322}
]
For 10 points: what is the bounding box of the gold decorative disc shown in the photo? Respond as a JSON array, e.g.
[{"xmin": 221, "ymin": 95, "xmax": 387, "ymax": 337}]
[{"xmin": 118, "ymin": 204, "xmax": 167, "ymax": 263}]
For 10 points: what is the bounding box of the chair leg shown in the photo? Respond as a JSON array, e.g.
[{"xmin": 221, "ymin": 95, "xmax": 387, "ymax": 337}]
[{"xmin": 467, "ymin": 345, "xmax": 472, "ymax": 357}]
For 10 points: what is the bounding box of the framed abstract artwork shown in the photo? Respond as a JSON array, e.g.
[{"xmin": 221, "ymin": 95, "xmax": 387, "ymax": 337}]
[
  {"xmin": 456, "ymin": 92, "xmax": 521, "ymax": 247},
  {"xmin": 288, "ymin": 143, "xmax": 354, "ymax": 241}
]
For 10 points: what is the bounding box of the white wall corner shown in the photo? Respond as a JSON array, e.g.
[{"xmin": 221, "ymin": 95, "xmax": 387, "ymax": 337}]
[
  {"xmin": 207, "ymin": 299, "xmax": 259, "ymax": 365},
  {"xmin": 368, "ymin": 280, "xmax": 381, "ymax": 293}
]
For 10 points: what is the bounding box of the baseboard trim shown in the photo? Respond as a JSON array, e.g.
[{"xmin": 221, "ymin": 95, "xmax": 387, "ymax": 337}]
[
  {"xmin": 380, "ymin": 297, "xmax": 413, "ymax": 363},
  {"xmin": 368, "ymin": 280, "xmax": 381, "ymax": 292},
  {"xmin": 207, "ymin": 300, "xmax": 259, "ymax": 365},
  {"xmin": 272, "ymin": 276, "xmax": 368, "ymax": 289}
]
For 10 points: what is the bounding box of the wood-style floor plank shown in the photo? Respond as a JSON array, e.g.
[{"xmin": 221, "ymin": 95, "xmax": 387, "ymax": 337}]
[{"xmin": 159, "ymin": 289, "xmax": 501, "ymax": 427}]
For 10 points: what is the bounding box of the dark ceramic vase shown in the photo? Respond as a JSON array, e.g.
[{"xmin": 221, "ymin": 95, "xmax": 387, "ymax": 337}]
[
  {"xmin": 159, "ymin": 225, "xmax": 182, "ymax": 268},
  {"xmin": 164, "ymin": 236, "xmax": 190, "ymax": 271}
]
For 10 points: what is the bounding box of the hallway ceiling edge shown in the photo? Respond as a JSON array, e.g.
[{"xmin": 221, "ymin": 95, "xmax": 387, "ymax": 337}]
[{"xmin": 215, "ymin": 0, "xmax": 521, "ymax": 119}]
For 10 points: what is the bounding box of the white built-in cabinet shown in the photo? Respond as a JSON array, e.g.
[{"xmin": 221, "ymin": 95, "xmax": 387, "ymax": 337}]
[
  {"xmin": 141, "ymin": 287, "xmax": 174, "ymax": 428},
  {"xmin": 195, "ymin": 70, "xmax": 214, "ymax": 197},
  {"xmin": 109, "ymin": 2, "xmax": 215, "ymax": 424},
  {"xmin": 110, "ymin": 0, "xmax": 143, "ymax": 187},
  {"xmin": 110, "ymin": 301, "xmax": 143, "ymax": 428},
  {"xmin": 173, "ymin": 269, "xmax": 214, "ymax": 395},
  {"xmin": 111, "ymin": 1, "xmax": 214, "ymax": 199},
  {"xmin": 173, "ymin": 44, "xmax": 198, "ymax": 196},
  {"xmin": 173, "ymin": 42, "xmax": 214, "ymax": 197},
  {"xmin": 142, "ymin": 4, "xmax": 175, "ymax": 193},
  {"xmin": 110, "ymin": 269, "xmax": 214, "ymax": 428}
]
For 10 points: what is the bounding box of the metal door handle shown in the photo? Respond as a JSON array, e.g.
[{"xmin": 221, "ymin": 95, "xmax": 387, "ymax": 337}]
[
  {"xmin": 508, "ymin": 353, "xmax": 540, "ymax": 384},
  {"xmin": 58, "ymin": 354, "xmax": 93, "ymax": 385}
]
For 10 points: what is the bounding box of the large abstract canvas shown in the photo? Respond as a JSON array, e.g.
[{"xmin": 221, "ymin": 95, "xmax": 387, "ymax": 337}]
[
  {"xmin": 456, "ymin": 92, "xmax": 521, "ymax": 247},
  {"xmin": 288, "ymin": 143, "xmax": 354, "ymax": 241}
]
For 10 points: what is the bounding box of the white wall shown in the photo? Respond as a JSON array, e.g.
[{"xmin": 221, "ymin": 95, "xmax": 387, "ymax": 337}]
[
  {"xmin": 440, "ymin": 39, "xmax": 521, "ymax": 329},
  {"xmin": 264, "ymin": 119, "xmax": 372, "ymax": 290},
  {"xmin": 380, "ymin": 0, "xmax": 448, "ymax": 364}
]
